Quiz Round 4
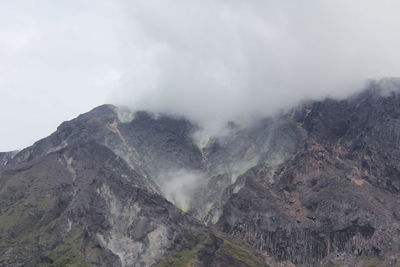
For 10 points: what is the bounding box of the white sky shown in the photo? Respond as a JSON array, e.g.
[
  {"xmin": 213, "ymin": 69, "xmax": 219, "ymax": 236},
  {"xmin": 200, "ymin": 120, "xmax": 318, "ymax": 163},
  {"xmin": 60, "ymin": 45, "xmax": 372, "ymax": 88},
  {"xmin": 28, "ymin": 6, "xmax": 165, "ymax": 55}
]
[
  {"xmin": 0, "ymin": 0, "xmax": 121, "ymax": 150},
  {"xmin": 2, "ymin": 0, "xmax": 400, "ymax": 151}
]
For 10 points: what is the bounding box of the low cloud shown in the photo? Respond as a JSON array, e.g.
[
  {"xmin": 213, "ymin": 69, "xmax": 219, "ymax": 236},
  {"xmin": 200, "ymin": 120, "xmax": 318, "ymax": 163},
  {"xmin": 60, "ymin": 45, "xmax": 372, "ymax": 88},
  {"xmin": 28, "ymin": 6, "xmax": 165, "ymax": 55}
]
[
  {"xmin": 157, "ymin": 169, "xmax": 203, "ymax": 211},
  {"xmin": 112, "ymin": 0, "xmax": 400, "ymax": 135},
  {"xmin": 2, "ymin": 1, "xmax": 400, "ymax": 150}
]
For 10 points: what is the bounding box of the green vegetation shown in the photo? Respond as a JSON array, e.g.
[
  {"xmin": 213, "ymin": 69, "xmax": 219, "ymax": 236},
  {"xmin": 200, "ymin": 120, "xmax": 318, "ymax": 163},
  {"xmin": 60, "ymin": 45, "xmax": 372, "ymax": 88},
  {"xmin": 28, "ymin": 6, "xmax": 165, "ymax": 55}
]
[
  {"xmin": 0, "ymin": 193, "xmax": 55, "ymax": 233},
  {"xmin": 0, "ymin": 166, "xmax": 91, "ymax": 266},
  {"xmin": 40, "ymin": 227, "xmax": 91, "ymax": 267},
  {"xmin": 156, "ymin": 231, "xmax": 265, "ymax": 267},
  {"xmin": 219, "ymin": 238, "xmax": 265, "ymax": 267},
  {"xmin": 326, "ymin": 256, "xmax": 400, "ymax": 267},
  {"xmin": 352, "ymin": 256, "xmax": 391, "ymax": 267},
  {"xmin": 156, "ymin": 233, "xmax": 210, "ymax": 267}
]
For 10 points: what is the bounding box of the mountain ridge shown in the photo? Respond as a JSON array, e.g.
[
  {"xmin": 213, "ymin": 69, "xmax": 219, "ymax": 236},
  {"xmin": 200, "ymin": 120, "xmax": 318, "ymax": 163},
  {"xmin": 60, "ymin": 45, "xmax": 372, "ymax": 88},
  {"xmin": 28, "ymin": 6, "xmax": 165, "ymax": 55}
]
[{"xmin": 2, "ymin": 80, "xmax": 400, "ymax": 266}]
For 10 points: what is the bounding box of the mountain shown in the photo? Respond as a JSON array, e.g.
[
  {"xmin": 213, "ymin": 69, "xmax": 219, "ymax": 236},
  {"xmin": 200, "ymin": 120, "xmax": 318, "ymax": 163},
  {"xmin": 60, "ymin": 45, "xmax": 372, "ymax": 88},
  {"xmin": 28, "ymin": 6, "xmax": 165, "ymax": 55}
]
[{"xmin": 1, "ymin": 79, "xmax": 400, "ymax": 266}]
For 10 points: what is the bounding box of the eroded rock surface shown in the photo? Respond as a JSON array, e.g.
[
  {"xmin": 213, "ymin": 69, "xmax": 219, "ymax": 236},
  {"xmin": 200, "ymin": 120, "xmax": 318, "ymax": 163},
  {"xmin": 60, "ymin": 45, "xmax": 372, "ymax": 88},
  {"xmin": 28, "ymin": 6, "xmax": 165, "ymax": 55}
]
[{"xmin": 2, "ymin": 80, "xmax": 400, "ymax": 266}]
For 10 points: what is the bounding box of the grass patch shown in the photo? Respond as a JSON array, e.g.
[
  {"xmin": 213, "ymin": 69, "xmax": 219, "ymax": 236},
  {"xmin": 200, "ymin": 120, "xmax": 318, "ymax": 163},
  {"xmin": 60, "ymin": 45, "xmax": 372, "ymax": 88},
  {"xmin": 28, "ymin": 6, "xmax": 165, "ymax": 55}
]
[
  {"xmin": 41, "ymin": 227, "xmax": 91, "ymax": 267},
  {"xmin": 219, "ymin": 239, "xmax": 265, "ymax": 267},
  {"xmin": 352, "ymin": 256, "xmax": 392, "ymax": 267},
  {"xmin": 156, "ymin": 231, "xmax": 265, "ymax": 267},
  {"xmin": 156, "ymin": 233, "xmax": 210, "ymax": 267}
]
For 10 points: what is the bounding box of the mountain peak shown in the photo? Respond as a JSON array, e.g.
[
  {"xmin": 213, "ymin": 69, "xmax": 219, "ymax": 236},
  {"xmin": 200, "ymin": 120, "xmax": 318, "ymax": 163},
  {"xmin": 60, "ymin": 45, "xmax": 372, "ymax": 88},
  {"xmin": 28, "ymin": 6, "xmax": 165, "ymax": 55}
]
[{"xmin": 2, "ymin": 84, "xmax": 400, "ymax": 266}]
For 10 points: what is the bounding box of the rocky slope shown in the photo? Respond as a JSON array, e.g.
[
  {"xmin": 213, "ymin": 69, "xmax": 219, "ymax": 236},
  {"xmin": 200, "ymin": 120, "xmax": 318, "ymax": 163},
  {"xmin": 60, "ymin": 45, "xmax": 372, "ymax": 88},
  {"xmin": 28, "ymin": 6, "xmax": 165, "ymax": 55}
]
[
  {"xmin": 2, "ymin": 79, "xmax": 400, "ymax": 266},
  {"xmin": 0, "ymin": 106, "xmax": 265, "ymax": 266},
  {"xmin": 216, "ymin": 81, "xmax": 400, "ymax": 266},
  {"xmin": 0, "ymin": 151, "xmax": 18, "ymax": 170}
]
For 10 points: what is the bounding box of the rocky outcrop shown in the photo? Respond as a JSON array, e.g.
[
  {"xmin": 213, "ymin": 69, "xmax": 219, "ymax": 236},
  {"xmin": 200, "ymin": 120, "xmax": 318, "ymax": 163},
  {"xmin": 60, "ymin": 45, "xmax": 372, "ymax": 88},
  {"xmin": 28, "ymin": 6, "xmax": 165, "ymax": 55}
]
[
  {"xmin": 0, "ymin": 151, "xmax": 18, "ymax": 169},
  {"xmin": 0, "ymin": 107, "xmax": 264, "ymax": 266},
  {"xmin": 215, "ymin": 83, "xmax": 400, "ymax": 266}
]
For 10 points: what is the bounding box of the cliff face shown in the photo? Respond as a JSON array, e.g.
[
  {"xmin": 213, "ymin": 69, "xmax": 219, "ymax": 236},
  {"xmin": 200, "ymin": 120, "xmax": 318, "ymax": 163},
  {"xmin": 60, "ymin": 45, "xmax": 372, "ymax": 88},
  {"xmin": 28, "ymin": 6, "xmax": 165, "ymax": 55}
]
[
  {"xmin": 216, "ymin": 86, "xmax": 400, "ymax": 266},
  {"xmin": 0, "ymin": 106, "xmax": 265, "ymax": 267},
  {"xmin": 1, "ymin": 81, "xmax": 400, "ymax": 266},
  {"xmin": 0, "ymin": 151, "xmax": 18, "ymax": 169}
]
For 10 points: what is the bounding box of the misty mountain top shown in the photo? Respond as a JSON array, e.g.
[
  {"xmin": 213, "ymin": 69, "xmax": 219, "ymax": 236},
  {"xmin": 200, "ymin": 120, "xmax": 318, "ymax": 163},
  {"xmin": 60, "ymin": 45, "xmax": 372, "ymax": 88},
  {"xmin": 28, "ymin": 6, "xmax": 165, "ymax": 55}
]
[
  {"xmin": 2, "ymin": 79, "xmax": 400, "ymax": 266},
  {"xmin": 3, "ymin": 1, "xmax": 400, "ymax": 151},
  {"xmin": 3, "ymin": 1, "xmax": 400, "ymax": 265},
  {"xmin": 3, "ymin": 1, "xmax": 400, "ymax": 266},
  {"xmin": 118, "ymin": 77, "xmax": 400, "ymax": 139}
]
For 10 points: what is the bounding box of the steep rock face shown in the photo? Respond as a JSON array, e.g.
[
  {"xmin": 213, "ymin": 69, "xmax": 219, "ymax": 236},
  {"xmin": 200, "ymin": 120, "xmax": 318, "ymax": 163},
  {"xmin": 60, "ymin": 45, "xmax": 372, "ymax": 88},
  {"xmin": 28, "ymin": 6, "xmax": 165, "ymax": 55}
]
[
  {"xmin": 2, "ymin": 80, "xmax": 400, "ymax": 266},
  {"xmin": 190, "ymin": 118, "xmax": 303, "ymax": 225},
  {"xmin": 5, "ymin": 105, "xmax": 203, "ymax": 190},
  {"xmin": 0, "ymin": 107, "xmax": 264, "ymax": 266},
  {"xmin": 0, "ymin": 141, "xmax": 202, "ymax": 266},
  {"xmin": 216, "ymin": 84, "xmax": 400, "ymax": 266},
  {"xmin": 0, "ymin": 151, "xmax": 18, "ymax": 169}
]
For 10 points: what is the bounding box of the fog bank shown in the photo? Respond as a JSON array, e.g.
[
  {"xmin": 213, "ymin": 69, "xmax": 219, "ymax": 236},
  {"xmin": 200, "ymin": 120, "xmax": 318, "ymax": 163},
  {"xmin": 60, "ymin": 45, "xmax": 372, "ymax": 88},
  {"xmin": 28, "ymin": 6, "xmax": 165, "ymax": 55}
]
[
  {"xmin": 112, "ymin": 0, "xmax": 400, "ymax": 135},
  {"xmin": 2, "ymin": 1, "xmax": 400, "ymax": 149}
]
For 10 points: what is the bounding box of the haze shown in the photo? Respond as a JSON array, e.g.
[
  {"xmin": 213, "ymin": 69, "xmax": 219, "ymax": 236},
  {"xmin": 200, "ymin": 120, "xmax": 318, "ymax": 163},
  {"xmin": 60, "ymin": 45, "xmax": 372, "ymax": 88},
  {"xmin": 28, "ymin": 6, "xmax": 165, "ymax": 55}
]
[{"xmin": 1, "ymin": 0, "xmax": 400, "ymax": 150}]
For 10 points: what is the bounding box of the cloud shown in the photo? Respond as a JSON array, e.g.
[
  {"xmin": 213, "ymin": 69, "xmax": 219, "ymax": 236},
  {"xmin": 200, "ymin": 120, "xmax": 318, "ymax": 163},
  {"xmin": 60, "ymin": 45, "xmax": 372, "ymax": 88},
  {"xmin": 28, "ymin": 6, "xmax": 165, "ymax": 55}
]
[
  {"xmin": 0, "ymin": 0, "xmax": 121, "ymax": 150},
  {"xmin": 2, "ymin": 1, "xmax": 400, "ymax": 150},
  {"xmin": 157, "ymin": 169, "xmax": 203, "ymax": 212},
  {"xmin": 112, "ymin": 0, "xmax": 400, "ymax": 135}
]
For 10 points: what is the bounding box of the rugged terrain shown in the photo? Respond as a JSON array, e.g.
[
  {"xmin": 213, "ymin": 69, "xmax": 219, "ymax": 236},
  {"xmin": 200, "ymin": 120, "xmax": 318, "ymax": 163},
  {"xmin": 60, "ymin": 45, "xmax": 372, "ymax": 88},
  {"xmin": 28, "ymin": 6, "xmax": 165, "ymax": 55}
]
[{"xmin": 1, "ymin": 79, "xmax": 400, "ymax": 266}]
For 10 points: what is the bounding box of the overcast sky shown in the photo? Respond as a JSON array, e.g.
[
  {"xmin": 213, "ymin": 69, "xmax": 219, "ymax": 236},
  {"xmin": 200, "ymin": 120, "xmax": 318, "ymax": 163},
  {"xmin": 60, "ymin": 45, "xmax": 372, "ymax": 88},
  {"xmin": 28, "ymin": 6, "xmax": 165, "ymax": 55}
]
[{"xmin": 1, "ymin": 0, "xmax": 400, "ymax": 151}]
